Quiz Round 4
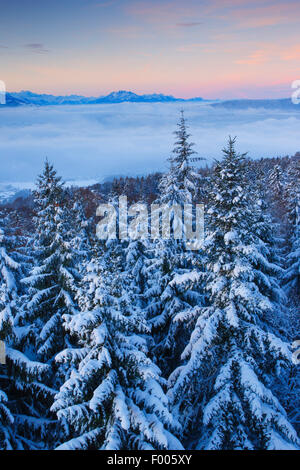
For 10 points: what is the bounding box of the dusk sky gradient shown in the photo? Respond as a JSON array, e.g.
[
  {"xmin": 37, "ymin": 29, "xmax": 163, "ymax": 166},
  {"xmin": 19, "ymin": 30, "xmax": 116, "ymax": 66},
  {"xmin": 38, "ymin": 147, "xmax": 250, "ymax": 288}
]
[{"xmin": 1, "ymin": 0, "xmax": 300, "ymax": 98}]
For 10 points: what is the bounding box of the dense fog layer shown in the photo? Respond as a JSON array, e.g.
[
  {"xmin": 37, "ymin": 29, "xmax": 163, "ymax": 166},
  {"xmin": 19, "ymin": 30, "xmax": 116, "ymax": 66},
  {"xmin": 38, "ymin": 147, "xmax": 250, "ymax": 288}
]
[{"xmin": 0, "ymin": 101, "xmax": 299, "ymax": 182}]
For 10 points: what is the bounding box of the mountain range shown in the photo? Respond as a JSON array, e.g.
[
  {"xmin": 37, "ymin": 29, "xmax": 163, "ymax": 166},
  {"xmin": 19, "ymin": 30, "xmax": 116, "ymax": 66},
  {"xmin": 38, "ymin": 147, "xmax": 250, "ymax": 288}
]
[
  {"xmin": 1, "ymin": 90, "xmax": 298, "ymax": 110},
  {"xmin": 6, "ymin": 90, "xmax": 205, "ymax": 106},
  {"xmin": 211, "ymin": 98, "xmax": 299, "ymax": 111}
]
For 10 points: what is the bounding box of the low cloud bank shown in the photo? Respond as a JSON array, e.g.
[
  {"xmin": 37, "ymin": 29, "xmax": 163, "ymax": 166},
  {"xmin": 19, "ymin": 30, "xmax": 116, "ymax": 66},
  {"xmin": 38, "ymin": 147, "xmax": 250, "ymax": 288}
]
[{"xmin": 0, "ymin": 101, "xmax": 299, "ymax": 182}]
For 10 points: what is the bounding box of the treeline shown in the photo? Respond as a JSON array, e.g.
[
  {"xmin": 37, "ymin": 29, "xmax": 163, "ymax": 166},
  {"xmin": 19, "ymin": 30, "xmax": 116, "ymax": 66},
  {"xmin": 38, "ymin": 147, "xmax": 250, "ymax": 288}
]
[
  {"xmin": 2, "ymin": 155, "xmax": 299, "ymax": 237},
  {"xmin": 0, "ymin": 114, "xmax": 299, "ymax": 450}
]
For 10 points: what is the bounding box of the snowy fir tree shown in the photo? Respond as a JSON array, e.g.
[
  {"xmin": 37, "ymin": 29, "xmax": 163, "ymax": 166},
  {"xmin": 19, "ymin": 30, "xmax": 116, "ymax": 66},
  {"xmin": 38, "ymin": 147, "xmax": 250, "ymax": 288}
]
[
  {"xmin": 0, "ymin": 214, "xmax": 22, "ymax": 449},
  {"xmin": 0, "ymin": 216, "xmax": 21, "ymax": 348},
  {"xmin": 145, "ymin": 238, "xmax": 204, "ymax": 379},
  {"xmin": 280, "ymin": 158, "xmax": 300, "ymax": 434},
  {"xmin": 0, "ymin": 211, "xmax": 49, "ymax": 450},
  {"xmin": 124, "ymin": 222, "xmax": 150, "ymax": 307},
  {"xmin": 0, "ymin": 389, "xmax": 15, "ymax": 450},
  {"xmin": 269, "ymin": 164, "xmax": 284, "ymax": 201},
  {"xmin": 52, "ymin": 238, "xmax": 183, "ymax": 450},
  {"xmin": 169, "ymin": 137, "xmax": 299, "ymax": 450},
  {"xmin": 159, "ymin": 110, "xmax": 198, "ymax": 206},
  {"xmin": 145, "ymin": 112, "xmax": 205, "ymax": 379},
  {"xmin": 69, "ymin": 199, "xmax": 92, "ymax": 273},
  {"xmin": 22, "ymin": 161, "xmax": 80, "ymax": 365},
  {"xmin": 284, "ymin": 158, "xmax": 300, "ymax": 298},
  {"xmin": 13, "ymin": 161, "xmax": 82, "ymax": 448}
]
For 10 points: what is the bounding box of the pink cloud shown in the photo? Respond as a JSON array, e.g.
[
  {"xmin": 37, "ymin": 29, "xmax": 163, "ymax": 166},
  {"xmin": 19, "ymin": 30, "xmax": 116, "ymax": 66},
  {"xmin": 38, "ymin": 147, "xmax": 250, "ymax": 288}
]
[
  {"xmin": 176, "ymin": 43, "xmax": 204, "ymax": 52},
  {"xmin": 229, "ymin": 2, "xmax": 300, "ymax": 29},
  {"xmin": 281, "ymin": 45, "xmax": 300, "ymax": 61},
  {"xmin": 235, "ymin": 49, "xmax": 271, "ymax": 65},
  {"xmin": 235, "ymin": 42, "xmax": 300, "ymax": 65}
]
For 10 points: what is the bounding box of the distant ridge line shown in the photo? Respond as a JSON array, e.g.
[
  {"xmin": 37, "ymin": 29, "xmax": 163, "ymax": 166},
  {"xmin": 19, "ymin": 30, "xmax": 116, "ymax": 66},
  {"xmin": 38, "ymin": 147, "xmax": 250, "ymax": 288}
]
[
  {"xmin": 2, "ymin": 90, "xmax": 294, "ymax": 109},
  {"xmin": 6, "ymin": 89, "xmax": 206, "ymax": 106}
]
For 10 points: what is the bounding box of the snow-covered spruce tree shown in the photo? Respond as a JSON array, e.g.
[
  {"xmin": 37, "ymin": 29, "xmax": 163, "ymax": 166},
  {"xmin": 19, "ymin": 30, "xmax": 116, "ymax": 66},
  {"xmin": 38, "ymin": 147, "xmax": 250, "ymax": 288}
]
[
  {"xmin": 284, "ymin": 158, "xmax": 300, "ymax": 298},
  {"xmin": 145, "ymin": 111, "xmax": 205, "ymax": 378},
  {"xmin": 269, "ymin": 164, "xmax": 284, "ymax": 201},
  {"xmin": 0, "ymin": 217, "xmax": 21, "ymax": 350},
  {"xmin": 145, "ymin": 238, "xmax": 204, "ymax": 379},
  {"xmin": 281, "ymin": 158, "xmax": 300, "ymax": 435},
  {"xmin": 0, "ymin": 211, "xmax": 49, "ymax": 450},
  {"xmin": 169, "ymin": 137, "xmax": 299, "ymax": 450},
  {"xmin": 250, "ymin": 161, "xmax": 299, "ymax": 437},
  {"xmin": 69, "ymin": 199, "xmax": 92, "ymax": 274},
  {"xmin": 0, "ymin": 214, "xmax": 21, "ymax": 449},
  {"xmin": 159, "ymin": 110, "xmax": 198, "ymax": 206},
  {"xmin": 267, "ymin": 163, "xmax": 288, "ymax": 235},
  {"xmin": 52, "ymin": 237, "xmax": 183, "ymax": 450},
  {"xmin": 0, "ymin": 389, "xmax": 15, "ymax": 450},
  {"xmin": 23, "ymin": 161, "xmax": 80, "ymax": 366},
  {"xmin": 249, "ymin": 164, "xmax": 288, "ymax": 333},
  {"xmin": 16, "ymin": 161, "xmax": 82, "ymax": 448},
  {"xmin": 124, "ymin": 222, "xmax": 149, "ymax": 303}
]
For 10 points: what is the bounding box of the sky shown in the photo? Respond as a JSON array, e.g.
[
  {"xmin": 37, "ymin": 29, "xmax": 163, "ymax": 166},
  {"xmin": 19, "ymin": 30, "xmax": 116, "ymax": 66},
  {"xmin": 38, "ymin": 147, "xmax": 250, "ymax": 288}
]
[{"xmin": 0, "ymin": 0, "xmax": 300, "ymax": 99}]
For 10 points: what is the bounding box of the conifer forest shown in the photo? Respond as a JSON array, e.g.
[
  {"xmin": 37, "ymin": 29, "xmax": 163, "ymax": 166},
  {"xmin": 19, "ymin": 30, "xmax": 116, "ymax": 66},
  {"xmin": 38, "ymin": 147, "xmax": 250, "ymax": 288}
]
[{"xmin": 0, "ymin": 113, "xmax": 299, "ymax": 451}]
